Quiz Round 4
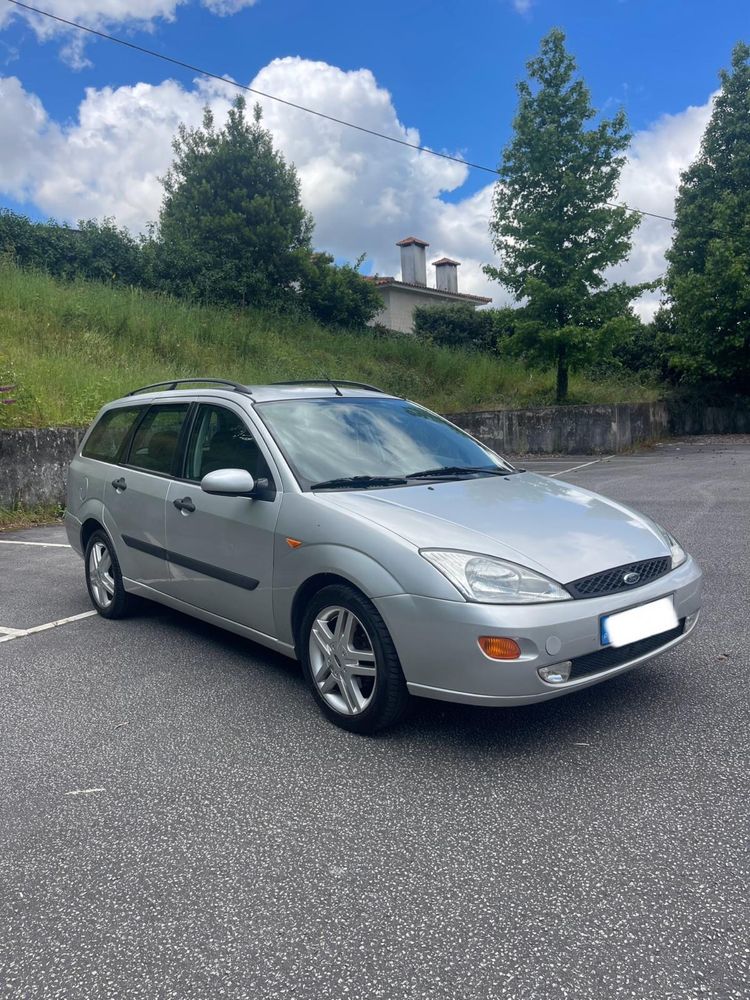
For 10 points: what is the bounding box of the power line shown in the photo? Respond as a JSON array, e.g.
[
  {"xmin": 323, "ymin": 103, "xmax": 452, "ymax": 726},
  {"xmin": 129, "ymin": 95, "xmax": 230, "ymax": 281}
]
[
  {"xmin": 6, "ymin": 0, "xmax": 492, "ymax": 176},
  {"xmin": 1, "ymin": 0, "xmax": 726, "ymax": 235}
]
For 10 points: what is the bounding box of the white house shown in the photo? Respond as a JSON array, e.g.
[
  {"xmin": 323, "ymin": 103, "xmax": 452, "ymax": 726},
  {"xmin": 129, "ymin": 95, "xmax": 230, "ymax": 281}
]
[{"xmin": 367, "ymin": 236, "xmax": 491, "ymax": 334}]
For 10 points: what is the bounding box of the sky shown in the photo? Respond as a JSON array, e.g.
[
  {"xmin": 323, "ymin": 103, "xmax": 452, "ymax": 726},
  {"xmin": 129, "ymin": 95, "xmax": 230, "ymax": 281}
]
[{"xmin": 0, "ymin": 0, "xmax": 748, "ymax": 318}]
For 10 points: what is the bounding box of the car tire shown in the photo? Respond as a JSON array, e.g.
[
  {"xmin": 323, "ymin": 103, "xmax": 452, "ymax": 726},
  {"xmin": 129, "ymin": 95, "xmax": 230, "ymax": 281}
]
[
  {"xmin": 300, "ymin": 584, "xmax": 410, "ymax": 734},
  {"xmin": 84, "ymin": 529, "xmax": 137, "ymax": 619}
]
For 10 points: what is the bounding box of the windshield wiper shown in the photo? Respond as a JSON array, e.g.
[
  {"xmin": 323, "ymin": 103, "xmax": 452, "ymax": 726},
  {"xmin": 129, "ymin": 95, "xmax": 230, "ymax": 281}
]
[
  {"xmin": 310, "ymin": 475, "xmax": 408, "ymax": 491},
  {"xmin": 406, "ymin": 465, "xmax": 518, "ymax": 480}
]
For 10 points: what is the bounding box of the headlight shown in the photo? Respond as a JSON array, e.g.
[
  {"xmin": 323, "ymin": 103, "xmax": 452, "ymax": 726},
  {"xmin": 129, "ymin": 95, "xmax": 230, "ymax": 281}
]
[
  {"xmin": 420, "ymin": 550, "xmax": 572, "ymax": 604},
  {"xmin": 666, "ymin": 531, "xmax": 687, "ymax": 569}
]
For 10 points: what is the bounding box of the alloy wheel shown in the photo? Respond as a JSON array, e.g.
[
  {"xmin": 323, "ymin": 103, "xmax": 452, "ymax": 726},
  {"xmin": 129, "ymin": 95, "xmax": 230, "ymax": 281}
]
[
  {"xmin": 308, "ymin": 605, "xmax": 377, "ymax": 716},
  {"xmin": 88, "ymin": 540, "xmax": 115, "ymax": 609}
]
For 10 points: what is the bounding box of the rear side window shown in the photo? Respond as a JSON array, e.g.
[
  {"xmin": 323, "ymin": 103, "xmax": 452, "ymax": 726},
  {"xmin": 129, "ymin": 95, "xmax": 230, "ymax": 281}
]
[
  {"xmin": 125, "ymin": 404, "xmax": 190, "ymax": 475},
  {"xmin": 82, "ymin": 407, "xmax": 143, "ymax": 463}
]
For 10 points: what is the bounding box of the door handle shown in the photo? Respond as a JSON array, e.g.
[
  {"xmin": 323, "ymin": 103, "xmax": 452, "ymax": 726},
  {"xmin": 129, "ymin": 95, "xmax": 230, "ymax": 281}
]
[
  {"xmin": 173, "ymin": 496, "xmax": 196, "ymax": 513},
  {"xmin": 111, "ymin": 477, "xmax": 127, "ymax": 492}
]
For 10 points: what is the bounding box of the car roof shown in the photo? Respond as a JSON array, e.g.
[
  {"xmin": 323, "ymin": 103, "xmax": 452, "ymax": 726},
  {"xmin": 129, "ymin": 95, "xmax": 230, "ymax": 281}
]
[{"xmin": 106, "ymin": 383, "xmax": 397, "ymax": 407}]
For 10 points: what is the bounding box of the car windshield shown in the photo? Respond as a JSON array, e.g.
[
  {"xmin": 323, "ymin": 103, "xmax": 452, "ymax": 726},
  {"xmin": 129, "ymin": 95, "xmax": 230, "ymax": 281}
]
[{"xmin": 255, "ymin": 396, "xmax": 513, "ymax": 489}]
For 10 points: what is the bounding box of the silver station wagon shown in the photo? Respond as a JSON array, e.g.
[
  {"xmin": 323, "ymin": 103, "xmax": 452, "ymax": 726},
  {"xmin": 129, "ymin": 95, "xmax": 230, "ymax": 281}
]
[{"xmin": 66, "ymin": 378, "xmax": 703, "ymax": 733}]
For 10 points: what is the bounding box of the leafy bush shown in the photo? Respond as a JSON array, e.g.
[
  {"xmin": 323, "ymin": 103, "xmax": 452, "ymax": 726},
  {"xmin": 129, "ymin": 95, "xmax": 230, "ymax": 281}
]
[
  {"xmin": 298, "ymin": 252, "xmax": 382, "ymax": 328},
  {"xmin": 413, "ymin": 304, "xmax": 517, "ymax": 352},
  {"xmin": 0, "ymin": 210, "xmax": 148, "ymax": 287},
  {"xmin": 612, "ymin": 314, "xmax": 673, "ymax": 381}
]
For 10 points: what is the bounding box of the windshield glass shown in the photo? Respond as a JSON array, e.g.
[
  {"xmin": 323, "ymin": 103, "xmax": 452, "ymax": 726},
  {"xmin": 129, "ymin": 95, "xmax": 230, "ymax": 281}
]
[{"xmin": 255, "ymin": 397, "xmax": 512, "ymax": 489}]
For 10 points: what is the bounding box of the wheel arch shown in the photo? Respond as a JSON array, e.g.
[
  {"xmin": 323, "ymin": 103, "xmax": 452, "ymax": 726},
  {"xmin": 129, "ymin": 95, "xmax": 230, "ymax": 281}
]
[
  {"xmin": 276, "ymin": 542, "xmax": 406, "ymax": 652},
  {"xmin": 81, "ymin": 516, "xmax": 107, "ymax": 552},
  {"xmin": 291, "ymin": 573, "xmax": 371, "ymax": 653}
]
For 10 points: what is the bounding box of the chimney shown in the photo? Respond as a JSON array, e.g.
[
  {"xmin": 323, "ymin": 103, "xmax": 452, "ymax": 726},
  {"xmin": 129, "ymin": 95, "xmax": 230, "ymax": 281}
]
[
  {"xmin": 433, "ymin": 257, "xmax": 460, "ymax": 294},
  {"xmin": 397, "ymin": 236, "xmax": 429, "ymax": 286}
]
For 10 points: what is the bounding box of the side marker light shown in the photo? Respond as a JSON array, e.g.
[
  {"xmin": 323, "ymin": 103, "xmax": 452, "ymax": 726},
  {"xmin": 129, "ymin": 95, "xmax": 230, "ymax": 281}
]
[{"xmin": 478, "ymin": 636, "xmax": 522, "ymax": 660}]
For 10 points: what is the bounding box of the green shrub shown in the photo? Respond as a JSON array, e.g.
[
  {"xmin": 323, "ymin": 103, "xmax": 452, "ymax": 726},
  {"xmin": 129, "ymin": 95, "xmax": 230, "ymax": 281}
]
[
  {"xmin": 413, "ymin": 304, "xmax": 517, "ymax": 352},
  {"xmin": 0, "ymin": 210, "xmax": 148, "ymax": 287},
  {"xmin": 298, "ymin": 252, "xmax": 382, "ymax": 328}
]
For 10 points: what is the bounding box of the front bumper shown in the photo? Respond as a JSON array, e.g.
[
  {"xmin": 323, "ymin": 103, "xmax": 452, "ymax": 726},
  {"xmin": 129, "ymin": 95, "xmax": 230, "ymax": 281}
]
[{"xmin": 375, "ymin": 555, "xmax": 703, "ymax": 706}]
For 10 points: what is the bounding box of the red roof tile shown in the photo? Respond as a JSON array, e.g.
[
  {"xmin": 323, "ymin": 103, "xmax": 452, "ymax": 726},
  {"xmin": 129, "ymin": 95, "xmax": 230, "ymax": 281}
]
[{"xmin": 396, "ymin": 236, "xmax": 430, "ymax": 247}]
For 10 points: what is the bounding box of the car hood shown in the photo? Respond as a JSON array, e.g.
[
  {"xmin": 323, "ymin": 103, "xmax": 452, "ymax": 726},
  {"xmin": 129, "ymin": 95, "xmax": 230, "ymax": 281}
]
[{"xmin": 317, "ymin": 473, "xmax": 670, "ymax": 584}]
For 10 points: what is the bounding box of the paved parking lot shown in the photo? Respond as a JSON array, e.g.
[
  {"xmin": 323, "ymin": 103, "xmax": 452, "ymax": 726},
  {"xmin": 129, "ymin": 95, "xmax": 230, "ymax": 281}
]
[{"xmin": 1, "ymin": 437, "xmax": 749, "ymax": 999}]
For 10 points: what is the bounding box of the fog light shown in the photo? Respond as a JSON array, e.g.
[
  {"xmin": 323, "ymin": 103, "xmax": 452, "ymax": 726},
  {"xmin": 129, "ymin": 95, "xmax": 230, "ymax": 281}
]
[
  {"xmin": 685, "ymin": 612, "xmax": 699, "ymax": 631},
  {"xmin": 538, "ymin": 661, "xmax": 573, "ymax": 684},
  {"xmin": 478, "ymin": 636, "xmax": 521, "ymax": 660}
]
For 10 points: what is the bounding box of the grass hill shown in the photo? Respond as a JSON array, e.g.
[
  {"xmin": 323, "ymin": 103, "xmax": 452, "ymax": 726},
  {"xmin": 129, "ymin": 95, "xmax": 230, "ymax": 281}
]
[{"xmin": 0, "ymin": 263, "xmax": 658, "ymax": 429}]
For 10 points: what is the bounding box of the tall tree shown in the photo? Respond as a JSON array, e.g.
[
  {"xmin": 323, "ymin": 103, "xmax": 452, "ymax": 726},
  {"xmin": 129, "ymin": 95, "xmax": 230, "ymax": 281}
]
[
  {"xmin": 156, "ymin": 97, "xmax": 313, "ymax": 307},
  {"xmin": 484, "ymin": 29, "xmax": 645, "ymax": 401},
  {"xmin": 663, "ymin": 42, "xmax": 750, "ymax": 394}
]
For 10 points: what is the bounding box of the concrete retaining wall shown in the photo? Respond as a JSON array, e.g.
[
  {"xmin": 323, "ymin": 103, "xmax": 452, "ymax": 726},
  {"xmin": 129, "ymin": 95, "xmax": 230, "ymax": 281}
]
[
  {"xmin": 2, "ymin": 399, "xmax": 750, "ymax": 508},
  {"xmin": 0, "ymin": 427, "xmax": 83, "ymax": 508},
  {"xmin": 667, "ymin": 401, "xmax": 750, "ymax": 436},
  {"xmin": 449, "ymin": 402, "xmax": 670, "ymax": 456}
]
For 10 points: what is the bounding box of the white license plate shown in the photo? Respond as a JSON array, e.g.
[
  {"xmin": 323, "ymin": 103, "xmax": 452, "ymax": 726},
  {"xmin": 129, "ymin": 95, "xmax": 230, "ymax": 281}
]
[{"xmin": 600, "ymin": 596, "xmax": 678, "ymax": 648}]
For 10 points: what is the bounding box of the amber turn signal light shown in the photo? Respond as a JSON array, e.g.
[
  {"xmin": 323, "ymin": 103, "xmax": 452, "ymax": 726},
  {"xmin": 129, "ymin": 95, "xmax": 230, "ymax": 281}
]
[{"xmin": 478, "ymin": 636, "xmax": 522, "ymax": 660}]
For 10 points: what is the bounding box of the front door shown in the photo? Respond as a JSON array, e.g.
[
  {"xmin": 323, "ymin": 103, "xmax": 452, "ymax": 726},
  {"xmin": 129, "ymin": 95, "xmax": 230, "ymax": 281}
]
[
  {"xmin": 103, "ymin": 402, "xmax": 191, "ymax": 592},
  {"xmin": 163, "ymin": 402, "xmax": 281, "ymax": 637}
]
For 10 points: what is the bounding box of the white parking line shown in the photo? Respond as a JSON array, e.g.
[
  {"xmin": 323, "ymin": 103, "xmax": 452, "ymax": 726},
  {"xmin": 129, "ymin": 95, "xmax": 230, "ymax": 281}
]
[
  {"xmin": 548, "ymin": 457, "xmax": 612, "ymax": 478},
  {"xmin": 0, "ymin": 610, "xmax": 97, "ymax": 643},
  {"xmin": 0, "ymin": 540, "xmax": 71, "ymax": 548}
]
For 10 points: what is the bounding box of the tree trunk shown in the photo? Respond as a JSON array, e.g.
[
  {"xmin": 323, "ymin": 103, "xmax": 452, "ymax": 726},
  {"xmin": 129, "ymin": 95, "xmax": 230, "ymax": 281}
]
[{"xmin": 556, "ymin": 344, "xmax": 569, "ymax": 403}]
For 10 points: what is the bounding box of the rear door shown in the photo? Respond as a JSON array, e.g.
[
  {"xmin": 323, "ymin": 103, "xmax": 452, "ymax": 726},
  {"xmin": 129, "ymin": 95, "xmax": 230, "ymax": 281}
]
[
  {"xmin": 163, "ymin": 401, "xmax": 281, "ymax": 636},
  {"xmin": 102, "ymin": 401, "xmax": 191, "ymax": 591}
]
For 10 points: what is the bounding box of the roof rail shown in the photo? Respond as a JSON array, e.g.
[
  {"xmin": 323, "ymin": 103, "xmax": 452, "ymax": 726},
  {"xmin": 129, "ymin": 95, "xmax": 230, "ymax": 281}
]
[
  {"xmin": 127, "ymin": 378, "xmax": 252, "ymax": 397},
  {"xmin": 270, "ymin": 379, "xmax": 387, "ymax": 394}
]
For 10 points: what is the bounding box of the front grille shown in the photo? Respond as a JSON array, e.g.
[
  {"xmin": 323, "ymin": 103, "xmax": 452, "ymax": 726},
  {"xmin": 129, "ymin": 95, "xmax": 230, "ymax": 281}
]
[
  {"xmin": 569, "ymin": 619, "xmax": 685, "ymax": 679},
  {"xmin": 567, "ymin": 557, "xmax": 672, "ymax": 599}
]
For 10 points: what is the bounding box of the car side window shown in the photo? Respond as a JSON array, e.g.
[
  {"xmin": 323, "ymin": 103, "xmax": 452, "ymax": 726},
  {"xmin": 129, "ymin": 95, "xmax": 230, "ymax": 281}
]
[
  {"xmin": 125, "ymin": 404, "xmax": 190, "ymax": 476},
  {"xmin": 82, "ymin": 406, "xmax": 144, "ymax": 463},
  {"xmin": 186, "ymin": 405, "xmax": 274, "ymax": 490}
]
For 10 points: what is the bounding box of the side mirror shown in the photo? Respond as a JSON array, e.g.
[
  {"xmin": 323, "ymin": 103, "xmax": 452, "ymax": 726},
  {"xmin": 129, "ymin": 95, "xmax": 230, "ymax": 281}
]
[{"xmin": 200, "ymin": 468, "xmax": 256, "ymax": 497}]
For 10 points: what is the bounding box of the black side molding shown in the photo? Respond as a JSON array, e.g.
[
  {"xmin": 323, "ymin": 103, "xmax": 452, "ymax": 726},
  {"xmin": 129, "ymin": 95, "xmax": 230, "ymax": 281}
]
[
  {"xmin": 122, "ymin": 535, "xmax": 166, "ymax": 561},
  {"xmin": 122, "ymin": 535, "xmax": 259, "ymax": 591}
]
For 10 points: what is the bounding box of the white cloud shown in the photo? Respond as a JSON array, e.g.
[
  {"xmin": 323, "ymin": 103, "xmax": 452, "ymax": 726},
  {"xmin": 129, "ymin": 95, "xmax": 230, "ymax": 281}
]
[
  {"xmin": 0, "ymin": 1, "xmax": 187, "ymax": 35},
  {"xmin": 0, "ymin": 59, "xmax": 714, "ymax": 316},
  {"xmin": 612, "ymin": 95, "xmax": 714, "ymax": 319},
  {"xmin": 0, "ymin": 73, "xmax": 236, "ymax": 229},
  {"xmin": 0, "ymin": 0, "xmax": 258, "ymax": 67},
  {"xmin": 202, "ymin": 0, "xmax": 258, "ymax": 13},
  {"xmin": 246, "ymin": 58, "xmax": 496, "ymax": 296},
  {"xmin": 512, "ymin": 0, "xmax": 533, "ymax": 13},
  {"xmin": 0, "ymin": 59, "xmax": 499, "ymax": 300},
  {"xmin": 0, "ymin": 76, "xmax": 59, "ymax": 198}
]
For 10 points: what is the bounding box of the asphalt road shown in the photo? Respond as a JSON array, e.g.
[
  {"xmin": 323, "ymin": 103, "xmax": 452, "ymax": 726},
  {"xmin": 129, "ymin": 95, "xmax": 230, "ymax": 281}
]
[{"xmin": 1, "ymin": 437, "xmax": 748, "ymax": 1000}]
